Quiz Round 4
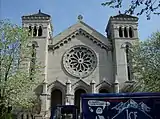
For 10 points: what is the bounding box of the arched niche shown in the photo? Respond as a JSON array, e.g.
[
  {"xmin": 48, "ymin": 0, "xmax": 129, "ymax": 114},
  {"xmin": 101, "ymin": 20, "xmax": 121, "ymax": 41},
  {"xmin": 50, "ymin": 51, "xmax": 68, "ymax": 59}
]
[
  {"xmin": 99, "ymin": 88, "xmax": 109, "ymax": 93},
  {"xmin": 33, "ymin": 26, "xmax": 37, "ymax": 36},
  {"xmin": 74, "ymin": 88, "xmax": 86, "ymax": 112},
  {"xmin": 28, "ymin": 26, "xmax": 32, "ymax": 36},
  {"xmin": 129, "ymin": 27, "xmax": 134, "ymax": 38},
  {"xmin": 51, "ymin": 89, "xmax": 62, "ymax": 107},
  {"xmin": 119, "ymin": 27, "xmax": 123, "ymax": 37},
  {"xmin": 38, "ymin": 26, "xmax": 43, "ymax": 36}
]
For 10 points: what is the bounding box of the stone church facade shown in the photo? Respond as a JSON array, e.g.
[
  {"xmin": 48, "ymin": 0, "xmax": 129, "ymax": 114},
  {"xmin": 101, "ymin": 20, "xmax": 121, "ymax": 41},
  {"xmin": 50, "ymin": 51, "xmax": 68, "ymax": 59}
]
[{"xmin": 20, "ymin": 10, "xmax": 138, "ymax": 118}]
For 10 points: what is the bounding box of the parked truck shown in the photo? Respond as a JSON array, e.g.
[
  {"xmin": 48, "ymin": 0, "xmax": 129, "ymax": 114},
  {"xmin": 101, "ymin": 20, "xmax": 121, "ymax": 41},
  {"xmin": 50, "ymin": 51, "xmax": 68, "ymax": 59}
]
[{"xmin": 80, "ymin": 93, "xmax": 160, "ymax": 119}]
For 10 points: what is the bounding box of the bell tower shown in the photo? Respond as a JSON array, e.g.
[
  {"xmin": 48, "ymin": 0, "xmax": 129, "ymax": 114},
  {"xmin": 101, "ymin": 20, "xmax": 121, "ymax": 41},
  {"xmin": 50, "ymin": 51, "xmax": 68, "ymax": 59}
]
[
  {"xmin": 106, "ymin": 14, "xmax": 139, "ymax": 90},
  {"xmin": 22, "ymin": 10, "xmax": 52, "ymax": 115}
]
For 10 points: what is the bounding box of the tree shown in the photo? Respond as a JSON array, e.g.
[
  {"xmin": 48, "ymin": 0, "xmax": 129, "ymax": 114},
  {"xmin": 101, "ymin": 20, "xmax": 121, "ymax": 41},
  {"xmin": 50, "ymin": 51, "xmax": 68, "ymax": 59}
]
[
  {"xmin": 124, "ymin": 31, "xmax": 160, "ymax": 92},
  {"xmin": 101, "ymin": 0, "xmax": 160, "ymax": 20},
  {"xmin": 0, "ymin": 20, "xmax": 41, "ymax": 118}
]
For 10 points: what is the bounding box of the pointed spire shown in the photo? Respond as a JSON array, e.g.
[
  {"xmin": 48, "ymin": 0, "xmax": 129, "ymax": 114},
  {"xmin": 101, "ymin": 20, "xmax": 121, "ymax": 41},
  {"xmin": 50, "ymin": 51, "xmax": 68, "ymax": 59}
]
[
  {"xmin": 90, "ymin": 79, "xmax": 96, "ymax": 84},
  {"xmin": 114, "ymin": 78, "xmax": 119, "ymax": 85},
  {"xmin": 43, "ymin": 79, "xmax": 48, "ymax": 84},
  {"xmin": 103, "ymin": 77, "xmax": 106, "ymax": 81},
  {"xmin": 66, "ymin": 79, "xmax": 71, "ymax": 84}
]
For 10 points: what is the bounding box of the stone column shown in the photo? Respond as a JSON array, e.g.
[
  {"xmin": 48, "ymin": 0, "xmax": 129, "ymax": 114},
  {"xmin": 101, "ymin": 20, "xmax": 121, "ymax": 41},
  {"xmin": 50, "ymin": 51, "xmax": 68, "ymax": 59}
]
[
  {"xmin": 23, "ymin": 113, "xmax": 27, "ymax": 119},
  {"xmin": 40, "ymin": 80, "xmax": 48, "ymax": 116},
  {"xmin": 42, "ymin": 80, "xmax": 48, "ymax": 94},
  {"xmin": 122, "ymin": 26, "xmax": 124, "ymax": 37},
  {"xmin": 37, "ymin": 26, "xmax": 39, "ymax": 37},
  {"xmin": 65, "ymin": 79, "xmax": 74, "ymax": 105},
  {"xmin": 90, "ymin": 80, "xmax": 96, "ymax": 93},
  {"xmin": 31, "ymin": 27, "xmax": 34, "ymax": 37},
  {"xmin": 113, "ymin": 77, "xmax": 119, "ymax": 93}
]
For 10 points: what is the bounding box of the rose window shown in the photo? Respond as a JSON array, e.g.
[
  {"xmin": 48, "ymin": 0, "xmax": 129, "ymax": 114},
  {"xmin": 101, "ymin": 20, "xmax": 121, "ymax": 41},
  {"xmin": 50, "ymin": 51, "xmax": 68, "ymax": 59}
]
[{"xmin": 62, "ymin": 45, "xmax": 97, "ymax": 78}]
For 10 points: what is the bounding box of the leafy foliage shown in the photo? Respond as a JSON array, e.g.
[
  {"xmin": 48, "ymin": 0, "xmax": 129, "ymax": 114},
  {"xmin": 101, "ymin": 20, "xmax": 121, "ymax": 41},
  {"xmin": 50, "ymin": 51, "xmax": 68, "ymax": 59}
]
[
  {"xmin": 102, "ymin": 0, "xmax": 160, "ymax": 19},
  {"xmin": 124, "ymin": 31, "xmax": 160, "ymax": 92},
  {"xmin": 0, "ymin": 20, "xmax": 42, "ymax": 118}
]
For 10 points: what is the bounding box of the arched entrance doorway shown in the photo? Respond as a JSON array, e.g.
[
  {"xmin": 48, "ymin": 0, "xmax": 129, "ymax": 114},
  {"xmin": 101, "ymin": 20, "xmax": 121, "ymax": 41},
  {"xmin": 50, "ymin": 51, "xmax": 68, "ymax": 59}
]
[
  {"xmin": 51, "ymin": 89, "xmax": 62, "ymax": 107},
  {"xmin": 74, "ymin": 89, "xmax": 86, "ymax": 112},
  {"xmin": 99, "ymin": 88, "xmax": 109, "ymax": 93}
]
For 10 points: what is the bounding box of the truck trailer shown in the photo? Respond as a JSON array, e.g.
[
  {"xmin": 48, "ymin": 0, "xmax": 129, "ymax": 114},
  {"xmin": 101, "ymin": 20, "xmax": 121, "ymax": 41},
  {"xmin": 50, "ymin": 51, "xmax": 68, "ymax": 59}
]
[{"xmin": 81, "ymin": 93, "xmax": 160, "ymax": 119}]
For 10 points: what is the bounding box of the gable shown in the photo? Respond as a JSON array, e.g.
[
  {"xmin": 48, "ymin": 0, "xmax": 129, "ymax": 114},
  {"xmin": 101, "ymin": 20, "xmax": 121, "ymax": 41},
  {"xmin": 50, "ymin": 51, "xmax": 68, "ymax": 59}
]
[
  {"xmin": 49, "ymin": 21, "xmax": 112, "ymax": 51},
  {"xmin": 96, "ymin": 80, "xmax": 112, "ymax": 89},
  {"xmin": 47, "ymin": 80, "xmax": 66, "ymax": 93},
  {"xmin": 72, "ymin": 79, "xmax": 90, "ymax": 92}
]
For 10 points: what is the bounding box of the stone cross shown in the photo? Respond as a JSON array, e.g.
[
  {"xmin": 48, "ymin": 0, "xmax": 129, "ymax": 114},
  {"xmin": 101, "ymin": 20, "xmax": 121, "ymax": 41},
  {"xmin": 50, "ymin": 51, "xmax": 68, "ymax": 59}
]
[{"xmin": 78, "ymin": 15, "xmax": 83, "ymax": 21}]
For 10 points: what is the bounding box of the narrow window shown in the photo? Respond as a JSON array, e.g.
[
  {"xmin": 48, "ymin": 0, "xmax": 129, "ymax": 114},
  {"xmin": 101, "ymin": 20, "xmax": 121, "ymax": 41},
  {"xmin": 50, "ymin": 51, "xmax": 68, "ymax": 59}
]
[
  {"xmin": 38, "ymin": 26, "xmax": 43, "ymax": 36},
  {"xmin": 28, "ymin": 26, "xmax": 32, "ymax": 36},
  {"xmin": 119, "ymin": 27, "xmax": 123, "ymax": 37},
  {"xmin": 27, "ymin": 114, "xmax": 29, "ymax": 119},
  {"xmin": 31, "ymin": 114, "xmax": 34, "ymax": 119},
  {"xmin": 21, "ymin": 114, "xmax": 24, "ymax": 119},
  {"xmin": 124, "ymin": 27, "xmax": 128, "ymax": 38},
  {"xmin": 126, "ymin": 44, "xmax": 131, "ymax": 81},
  {"xmin": 129, "ymin": 27, "xmax": 134, "ymax": 38},
  {"xmin": 30, "ymin": 44, "xmax": 36, "ymax": 80},
  {"xmin": 33, "ymin": 26, "xmax": 37, "ymax": 36}
]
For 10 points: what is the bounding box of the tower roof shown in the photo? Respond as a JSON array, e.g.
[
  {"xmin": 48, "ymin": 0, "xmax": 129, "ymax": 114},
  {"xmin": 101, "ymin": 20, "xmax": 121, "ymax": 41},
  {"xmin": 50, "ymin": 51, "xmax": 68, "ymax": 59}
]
[
  {"xmin": 110, "ymin": 14, "xmax": 138, "ymax": 21},
  {"xmin": 22, "ymin": 9, "xmax": 51, "ymax": 20},
  {"xmin": 112, "ymin": 14, "xmax": 138, "ymax": 19}
]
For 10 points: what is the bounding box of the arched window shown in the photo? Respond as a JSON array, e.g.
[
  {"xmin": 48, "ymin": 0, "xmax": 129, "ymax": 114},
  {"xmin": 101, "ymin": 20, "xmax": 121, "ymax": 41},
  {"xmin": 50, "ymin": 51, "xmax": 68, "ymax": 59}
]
[
  {"xmin": 124, "ymin": 27, "xmax": 128, "ymax": 38},
  {"xmin": 51, "ymin": 89, "xmax": 62, "ymax": 107},
  {"xmin": 33, "ymin": 26, "xmax": 37, "ymax": 36},
  {"xmin": 31, "ymin": 114, "xmax": 34, "ymax": 119},
  {"xmin": 126, "ymin": 44, "xmax": 131, "ymax": 81},
  {"xmin": 119, "ymin": 27, "xmax": 123, "ymax": 37},
  {"xmin": 28, "ymin": 26, "xmax": 32, "ymax": 36},
  {"xmin": 38, "ymin": 26, "xmax": 43, "ymax": 36},
  {"xmin": 26, "ymin": 114, "xmax": 29, "ymax": 119},
  {"xmin": 30, "ymin": 44, "xmax": 36, "ymax": 80},
  {"xmin": 21, "ymin": 114, "xmax": 24, "ymax": 119},
  {"xmin": 74, "ymin": 89, "xmax": 86, "ymax": 113},
  {"xmin": 129, "ymin": 27, "xmax": 134, "ymax": 38}
]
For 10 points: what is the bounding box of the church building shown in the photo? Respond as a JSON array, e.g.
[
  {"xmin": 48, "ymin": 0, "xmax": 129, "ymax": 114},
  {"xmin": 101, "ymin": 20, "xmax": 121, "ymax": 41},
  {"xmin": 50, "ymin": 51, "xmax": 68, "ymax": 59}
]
[{"xmin": 20, "ymin": 10, "xmax": 138, "ymax": 118}]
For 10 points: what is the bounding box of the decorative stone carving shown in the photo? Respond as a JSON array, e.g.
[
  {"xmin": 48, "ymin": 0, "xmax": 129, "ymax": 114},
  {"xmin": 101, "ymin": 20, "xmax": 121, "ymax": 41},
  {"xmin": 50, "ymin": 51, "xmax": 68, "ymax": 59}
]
[{"xmin": 62, "ymin": 45, "xmax": 97, "ymax": 78}]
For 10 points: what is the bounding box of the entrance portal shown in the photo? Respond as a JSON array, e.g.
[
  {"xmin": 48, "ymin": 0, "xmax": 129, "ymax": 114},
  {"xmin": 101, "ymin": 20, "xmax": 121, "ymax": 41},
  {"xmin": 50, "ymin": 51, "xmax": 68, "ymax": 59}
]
[
  {"xmin": 99, "ymin": 88, "xmax": 109, "ymax": 93},
  {"xmin": 74, "ymin": 89, "xmax": 86, "ymax": 111},
  {"xmin": 51, "ymin": 89, "xmax": 62, "ymax": 107}
]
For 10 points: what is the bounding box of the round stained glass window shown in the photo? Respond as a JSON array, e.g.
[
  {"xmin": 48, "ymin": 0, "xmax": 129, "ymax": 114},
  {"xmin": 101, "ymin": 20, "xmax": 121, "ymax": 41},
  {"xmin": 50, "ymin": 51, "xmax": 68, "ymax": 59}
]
[{"xmin": 62, "ymin": 45, "xmax": 97, "ymax": 78}]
